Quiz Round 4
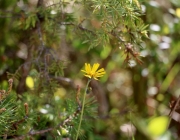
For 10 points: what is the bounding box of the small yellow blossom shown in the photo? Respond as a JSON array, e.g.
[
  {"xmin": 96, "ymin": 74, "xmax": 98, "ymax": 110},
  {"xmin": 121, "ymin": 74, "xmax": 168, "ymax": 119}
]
[{"xmin": 81, "ymin": 63, "xmax": 106, "ymax": 80}]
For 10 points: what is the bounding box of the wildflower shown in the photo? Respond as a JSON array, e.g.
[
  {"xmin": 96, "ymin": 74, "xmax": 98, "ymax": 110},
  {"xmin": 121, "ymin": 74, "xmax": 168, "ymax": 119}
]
[{"xmin": 81, "ymin": 63, "xmax": 106, "ymax": 80}]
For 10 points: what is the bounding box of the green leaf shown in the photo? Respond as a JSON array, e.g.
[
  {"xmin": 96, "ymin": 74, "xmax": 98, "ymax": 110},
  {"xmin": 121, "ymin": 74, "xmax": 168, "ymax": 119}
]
[{"xmin": 82, "ymin": 40, "xmax": 89, "ymax": 44}]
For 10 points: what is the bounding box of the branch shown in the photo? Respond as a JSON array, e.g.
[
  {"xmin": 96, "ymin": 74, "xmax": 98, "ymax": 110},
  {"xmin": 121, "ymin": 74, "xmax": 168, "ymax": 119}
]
[
  {"xmin": 168, "ymin": 95, "xmax": 180, "ymax": 129},
  {"xmin": 58, "ymin": 21, "xmax": 127, "ymax": 46},
  {"xmin": 13, "ymin": 86, "xmax": 82, "ymax": 139},
  {"xmin": 59, "ymin": 22, "xmax": 97, "ymax": 36}
]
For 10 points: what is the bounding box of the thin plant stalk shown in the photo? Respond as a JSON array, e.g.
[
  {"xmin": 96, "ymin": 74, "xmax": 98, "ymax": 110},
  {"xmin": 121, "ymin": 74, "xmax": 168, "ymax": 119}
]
[{"xmin": 75, "ymin": 78, "xmax": 91, "ymax": 140}]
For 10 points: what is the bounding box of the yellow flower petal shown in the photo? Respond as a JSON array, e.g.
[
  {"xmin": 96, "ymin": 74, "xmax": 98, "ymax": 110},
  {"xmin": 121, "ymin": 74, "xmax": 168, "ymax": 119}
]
[
  {"xmin": 96, "ymin": 68, "xmax": 105, "ymax": 73},
  {"xmin": 89, "ymin": 64, "xmax": 92, "ymax": 70},
  {"xmin": 93, "ymin": 77, "xmax": 99, "ymax": 80},
  {"xmin": 81, "ymin": 63, "xmax": 106, "ymax": 80},
  {"xmin": 92, "ymin": 63, "xmax": 100, "ymax": 73},
  {"xmin": 85, "ymin": 75, "xmax": 92, "ymax": 78},
  {"xmin": 81, "ymin": 70, "xmax": 86, "ymax": 73}
]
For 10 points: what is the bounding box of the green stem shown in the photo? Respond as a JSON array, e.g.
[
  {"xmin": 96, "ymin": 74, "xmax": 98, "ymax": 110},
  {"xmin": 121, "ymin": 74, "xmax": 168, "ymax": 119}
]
[{"xmin": 75, "ymin": 79, "xmax": 91, "ymax": 140}]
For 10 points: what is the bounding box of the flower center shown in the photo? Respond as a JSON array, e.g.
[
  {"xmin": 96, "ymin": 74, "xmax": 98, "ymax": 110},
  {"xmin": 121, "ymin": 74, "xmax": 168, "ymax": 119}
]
[{"xmin": 90, "ymin": 72, "xmax": 95, "ymax": 76}]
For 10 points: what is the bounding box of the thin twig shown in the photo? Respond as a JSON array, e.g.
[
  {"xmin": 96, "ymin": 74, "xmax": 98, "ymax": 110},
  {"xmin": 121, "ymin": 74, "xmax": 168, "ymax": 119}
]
[
  {"xmin": 167, "ymin": 95, "xmax": 180, "ymax": 129},
  {"xmin": 59, "ymin": 22, "xmax": 96, "ymax": 36},
  {"xmin": 13, "ymin": 83, "xmax": 82, "ymax": 139},
  {"xmin": 46, "ymin": 1, "xmax": 62, "ymax": 8},
  {"xmin": 36, "ymin": 19, "xmax": 45, "ymax": 61},
  {"xmin": 13, "ymin": 104, "xmax": 82, "ymax": 139}
]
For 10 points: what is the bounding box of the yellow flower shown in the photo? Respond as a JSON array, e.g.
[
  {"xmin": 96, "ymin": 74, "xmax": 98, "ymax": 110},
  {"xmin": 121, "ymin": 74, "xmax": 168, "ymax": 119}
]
[{"xmin": 81, "ymin": 63, "xmax": 106, "ymax": 80}]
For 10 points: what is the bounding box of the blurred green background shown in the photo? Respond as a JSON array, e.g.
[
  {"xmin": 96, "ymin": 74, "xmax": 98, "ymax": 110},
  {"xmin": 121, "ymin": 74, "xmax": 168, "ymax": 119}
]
[{"xmin": 1, "ymin": 0, "xmax": 180, "ymax": 139}]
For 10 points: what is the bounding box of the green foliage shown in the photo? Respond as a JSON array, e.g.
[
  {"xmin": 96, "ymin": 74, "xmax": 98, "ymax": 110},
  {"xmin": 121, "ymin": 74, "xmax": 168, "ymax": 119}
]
[
  {"xmin": 48, "ymin": 60, "xmax": 68, "ymax": 77},
  {"xmin": 69, "ymin": 0, "xmax": 148, "ymax": 51},
  {"xmin": 3, "ymin": 0, "xmax": 179, "ymax": 139},
  {"xmin": 0, "ymin": 93, "xmax": 17, "ymax": 135},
  {"xmin": 24, "ymin": 13, "xmax": 38, "ymax": 29}
]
